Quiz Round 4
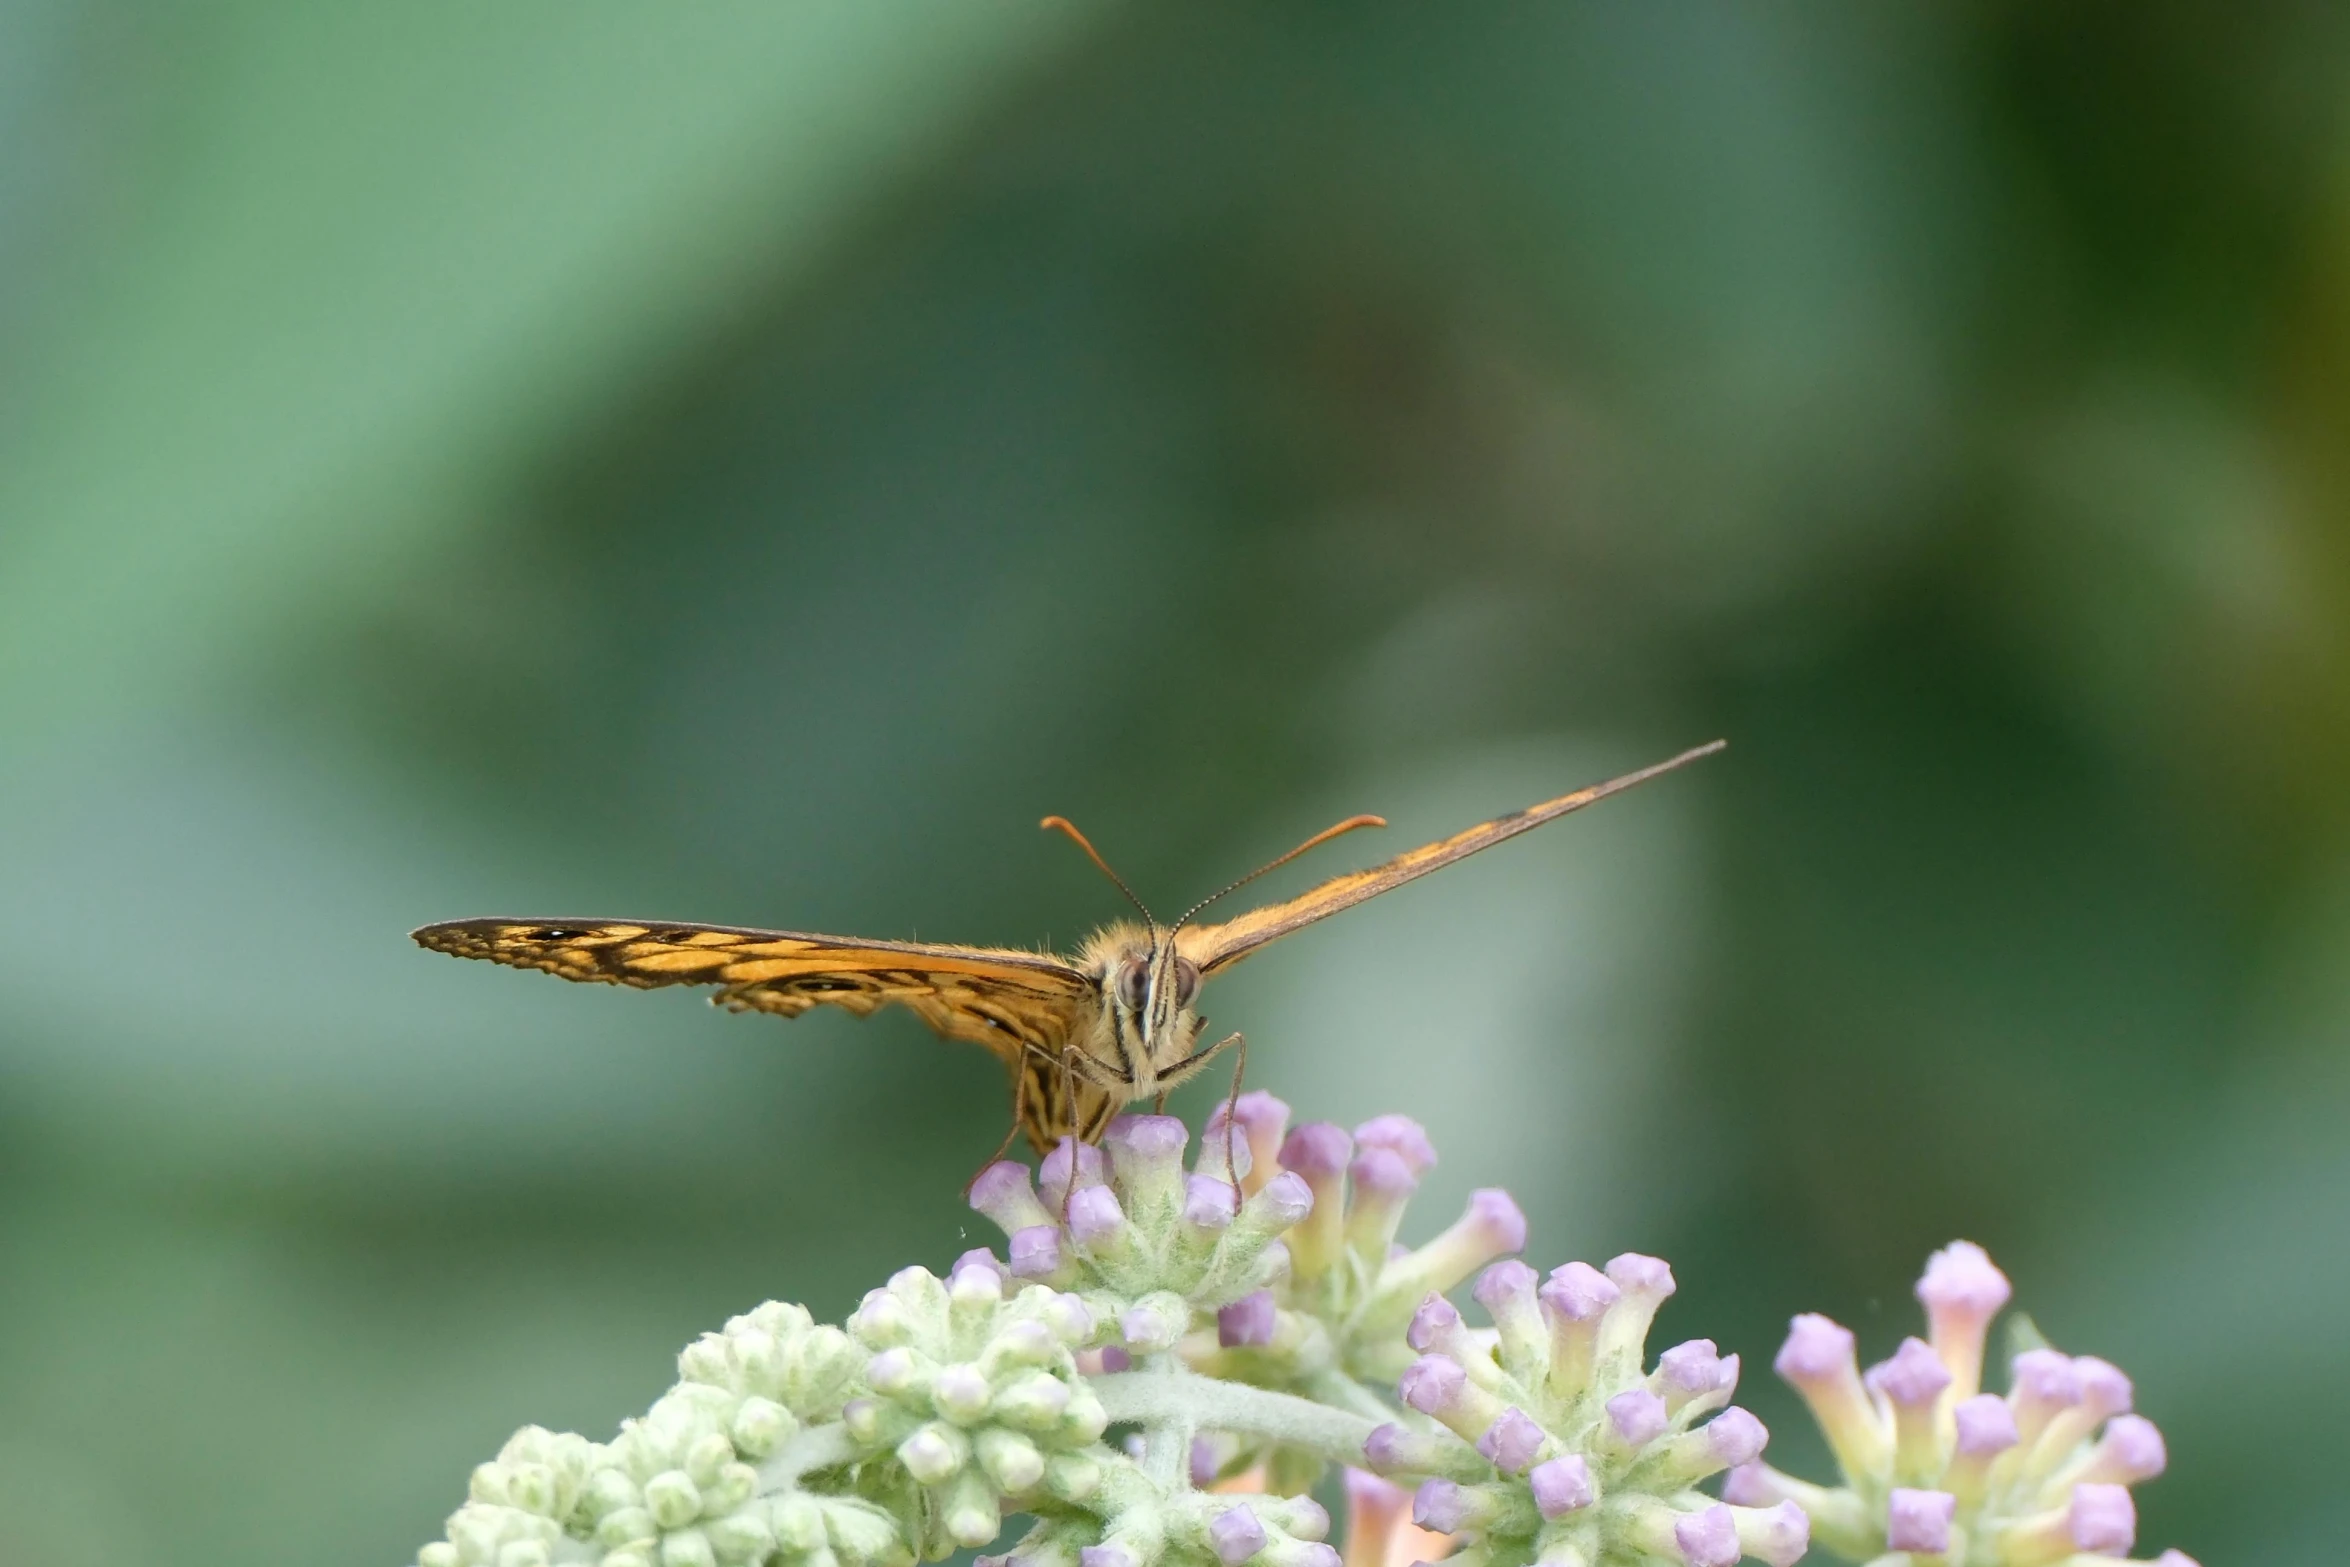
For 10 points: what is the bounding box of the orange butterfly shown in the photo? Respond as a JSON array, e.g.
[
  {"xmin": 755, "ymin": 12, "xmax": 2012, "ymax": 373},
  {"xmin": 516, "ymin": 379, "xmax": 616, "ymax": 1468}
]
[{"xmin": 413, "ymin": 741, "xmax": 1723, "ymax": 1155}]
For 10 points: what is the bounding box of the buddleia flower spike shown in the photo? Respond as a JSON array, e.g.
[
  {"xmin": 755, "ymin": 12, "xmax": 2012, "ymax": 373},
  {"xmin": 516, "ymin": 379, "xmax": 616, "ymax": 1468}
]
[{"xmin": 1730, "ymin": 1241, "xmax": 2195, "ymax": 1566}]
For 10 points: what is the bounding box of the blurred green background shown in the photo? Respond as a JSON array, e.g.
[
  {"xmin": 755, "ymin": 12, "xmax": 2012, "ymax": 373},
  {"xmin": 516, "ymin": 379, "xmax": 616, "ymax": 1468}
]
[{"xmin": 2, "ymin": 3, "xmax": 2343, "ymax": 1561}]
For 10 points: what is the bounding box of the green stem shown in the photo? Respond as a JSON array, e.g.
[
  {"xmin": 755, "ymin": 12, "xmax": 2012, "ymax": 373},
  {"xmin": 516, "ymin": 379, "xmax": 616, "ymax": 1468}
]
[
  {"xmin": 1136, "ymin": 1352, "xmax": 1194, "ymax": 1492},
  {"xmin": 1093, "ymin": 1370, "xmax": 1485, "ymax": 1480},
  {"xmin": 1303, "ymin": 1368, "xmax": 1399, "ymax": 1427}
]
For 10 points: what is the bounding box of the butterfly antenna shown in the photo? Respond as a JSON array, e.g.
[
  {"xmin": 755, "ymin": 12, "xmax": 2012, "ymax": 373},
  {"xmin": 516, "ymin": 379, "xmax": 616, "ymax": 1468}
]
[
  {"xmin": 1040, "ymin": 815, "xmax": 1157, "ymax": 935},
  {"xmin": 1170, "ymin": 813, "xmax": 1387, "ymax": 933}
]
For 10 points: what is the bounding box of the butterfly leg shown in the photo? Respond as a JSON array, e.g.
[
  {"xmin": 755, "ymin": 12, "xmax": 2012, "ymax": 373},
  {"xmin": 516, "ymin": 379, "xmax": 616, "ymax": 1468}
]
[
  {"xmin": 962, "ymin": 1058, "xmax": 1036, "ymax": 1199},
  {"xmin": 1148, "ymin": 1029, "xmax": 1249, "ymax": 1203},
  {"xmin": 1057, "ymin": 1047, "xmax": 1083, "ymax": 1224},
  {"xmin": 1214, "ymin": 1032, "xmax": 1249, "ymax": 1205}
]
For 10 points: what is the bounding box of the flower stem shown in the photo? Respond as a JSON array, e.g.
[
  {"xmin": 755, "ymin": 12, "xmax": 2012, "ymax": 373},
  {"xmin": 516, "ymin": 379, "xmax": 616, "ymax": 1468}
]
[{"xmin": 1094, "ymin": 1370, "xmax": 1484, "ymax": 1480}]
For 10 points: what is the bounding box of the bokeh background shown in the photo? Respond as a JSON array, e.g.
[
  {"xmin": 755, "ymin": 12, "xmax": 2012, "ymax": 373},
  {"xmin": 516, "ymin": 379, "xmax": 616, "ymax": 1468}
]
[{"xmin": 3, "ymin": 4, "xmax": 2344, "ymax": 1561}]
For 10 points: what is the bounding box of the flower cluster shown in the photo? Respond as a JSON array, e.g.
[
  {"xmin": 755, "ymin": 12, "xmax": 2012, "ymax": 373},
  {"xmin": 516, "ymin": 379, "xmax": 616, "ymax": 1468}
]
[
  {"xmin": 1366, "ymin": 1254, "xmax": 1807, "ymax": 1567},
  {"xmin": 1187, "ymin": 1095, "xmax": 1534, "ymax": 1391},
  {"xmin": 412, "ymin": 1101, "xmax": 2200, "ymax": 1567},
  {"xmin": 843, "ymin": 1257, "xmax": 1114, "ymax": 1556},
  {"xmin": 966, "ymin": 1111, "xmax": 1310, "ymax": 1355},
  {"xmin": 423, "ymin": 1302, "xmax": 903, "ymax": 1567},
  {"xmin": 1734, "ymin": 1241, "xmax": 2195, "ymax": 1567}
]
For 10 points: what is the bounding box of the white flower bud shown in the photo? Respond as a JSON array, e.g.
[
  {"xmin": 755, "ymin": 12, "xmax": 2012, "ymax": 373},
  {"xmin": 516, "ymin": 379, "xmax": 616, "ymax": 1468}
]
[{"xmin": 644, "ymin": 1471, "xmax": 703, "ymax": 1530}]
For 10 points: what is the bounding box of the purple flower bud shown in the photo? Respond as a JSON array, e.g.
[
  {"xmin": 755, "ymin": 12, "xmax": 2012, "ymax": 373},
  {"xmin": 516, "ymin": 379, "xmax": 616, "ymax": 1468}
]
[
  {"xmin": 1257, "ymin": 1171, "xmax": 1315, "ymax": 1226},
  {"xmin": 1475, "ymin": 1261, "xmax": 1546, "ymax": 1376},
  {"xmin": 1475, "ymin": 1407, "xmax": 1545, "ymax": 1474},
  {"xmin": 1007, "ymin": 1225, "xmax": 1061, "ymax": 1279},
  {"xmin": 1773, "ymin": 1314, "xmax": 1855, "ymax": 1384},
  {"xmin": 1775, "ymin": 1312, "xmax": 1887, "ymax": 1481},
  {"xmin": 1279, "ymin": 1123, "xmax": 1354, "ymax": 1177},
  {"xmin": 1344, "ymin": 1146, "xmax": 1422, "ymax": 1264},
  {"xmin": 1363, "ymin": 1423, "xmax": 1412, "ymax": 1471},
  {"xmin": 1210, "ymin": 1506, "xmax": 1267, "ymax": 1565},
  {"xmin": 1039, "ymin": 1138, "xmax": 1105, "ymax": 1201},
  {"xmin": 1915, "ymin": 1240, "xmax": 2010, "ymax": 1317},
  {"xmin": 1541, "ymin": 1262, "xmax": 1619, "ymax": 1321},
  {"xmin": 1400, "ymin": 1355, "xmax": 1467, "ymax": 1416},
  {"xmin": 1474, "ymin": 1259, "xmax": 1538, "ymax": 1314},
  {"xmin": 1528, "ymin": 1454, "xmax": 1593, "ymax": 1519},
  {"xmin": 2153, "ymin": 1553, "xmax": 2201, "ymax": 1567},
  {"xmin": 1916, "ymin": 1240, "xmax": 2010, "ymax": 1400},
  {"xmin": 1674, "ymin": 1504, "xmax": 1741, "ymax": 1567},
  {"xmin": 1067, "ymin": 1186, "xmax": 1128, "ymax": 1249},
  {"xmin": 1886, "ymin": 1488, "xmax": 1954, "ymax": 1553},
  {"xmin": 2075, "ymin": 1355, "xmax": 2134, "ymax": 1417},
  {"xmin": 1184, "ymin": 1173, "xmax": 1239, "ymax": 1230},
  {"xmin": 1106, "ymin": 1114, "xmax": 1189, "ymax": 1200},
  {"xmin": 1191, "ymin": 1435, "xmax": 1221, "ymax": 1487},
  {"xmin": 1595, "ymin": 1252, "xmax": 1676, "ymax": 1374},
  {"xmin": 1219, "ymin": 1290, "xmax": 1277, "ymax": 1349},
  {"xmin": 1351, "ymin": 1147, "xmax": 1420, "ymax": 1199},
  {"xmin": 1719, "ymin": 1463, "xmax": 1778, "ymax": 1506},
  {"xmin": 1871, "ymin": 1336, "xmax": 1953, "ymax": 1407},
  {"xmin": 1702, "ymin": 1407, "xmax": 1767, "ymax": 1468},
  {"xmin": 1468, "ymin": 1189, "xmax": 1529, "ymax": 1254},
  {"xmin": 1607, "ymin": 1388, "xmax": 1669, "ymax": 1448},
  {"xmin": 1954, "ymin": 1392, "xmax": 2018, "ymax": 1455},
  {"xmin": 1106, "ymin": 1113, "xmax": 1188, "ymax": 1163},
  {"xmin": 1605, "ymin": 1252, "xmax": 1675, "ymax": 1299},
  {"xmin": 1538, "ymin": 1261, "xmax": 1617, "ymax": 1402},
  {"xmin": 1660, "ymin": 1339, "xmax": 1728, "ymax": 1397},
  {"xmin": 1081, "ymin": 1546, "xmax": 1136, "ymax": 1567},
  {"xmin": 1738, "ymin": 1500, "xmax": 1810, "ymax": 1567},
  {"xmin": 1407, "ymin": 1294, "xmax": 1463, "ymax": 1353},
  {"xmin": 1207, "ymin": 1091, "xmax": 1290, "ymax": 1152},
  {"xmin": 1411, "ymin": 1480, "xmax": 1468, "ymax": 1533},
  {"xmin": 2070, "ymin": 1483, "xmax": 2137, "ymax": 1554},
  {"xmin": 1353, "ymin": 1114, "xmax": 1439, "ymax": 1176},
  {"xmin": 1096, "ymin": 1346, "xmax": 1131, "ymax": 1373},
  {"xmin": 1212, "ymin": 1090, "xmax": 1287, "ymax": 1188},
  {"xmin": 2094, "ymin": 1415, "xmax": 2168, "ymax": 1483},
  {"xmin": 969, "ymin": 1162, "xmax": 1050, "ymax": 1235},
  {"xmin": 2011, "ymin": 1348, "xmax": 2082, "ymax": 1407},
  {"xmin": 1296, "ymin": 1547, "xmax": 1339, "ymax": 1567}
]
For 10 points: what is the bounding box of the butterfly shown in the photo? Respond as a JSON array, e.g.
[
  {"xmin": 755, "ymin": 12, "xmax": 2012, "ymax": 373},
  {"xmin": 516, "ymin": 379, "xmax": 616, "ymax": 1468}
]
[{"xmin": 413, "ymin": 741, "xmax": 1723, "ymax": 1157}]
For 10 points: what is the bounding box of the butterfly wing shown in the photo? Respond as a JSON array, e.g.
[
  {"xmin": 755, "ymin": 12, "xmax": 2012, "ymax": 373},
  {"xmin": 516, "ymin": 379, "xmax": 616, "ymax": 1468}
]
[
  {"xmin": 1179, "ymin": 741, "xmax": 1725, "ymax": 975},
  {"xmin": 412, "ymin": 917, "xmax": 1112, "ymax": 1145}
]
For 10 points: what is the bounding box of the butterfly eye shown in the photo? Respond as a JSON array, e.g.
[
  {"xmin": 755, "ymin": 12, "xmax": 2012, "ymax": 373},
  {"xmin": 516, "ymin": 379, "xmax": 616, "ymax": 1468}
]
[
  {"xmin": 1116, "ymin": 959, "xmax": 1149, "ymax": 1012},
  {"xmin": 1174, "ymin": 958, "xmax": 1200, "ymax": 1008}
]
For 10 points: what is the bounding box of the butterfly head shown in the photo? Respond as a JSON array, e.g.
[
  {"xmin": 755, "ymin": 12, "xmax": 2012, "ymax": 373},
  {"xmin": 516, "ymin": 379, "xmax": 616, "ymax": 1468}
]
[{"xmin": 1078, "ymin": 923, "xmax": 1204, "ymax": 1084}]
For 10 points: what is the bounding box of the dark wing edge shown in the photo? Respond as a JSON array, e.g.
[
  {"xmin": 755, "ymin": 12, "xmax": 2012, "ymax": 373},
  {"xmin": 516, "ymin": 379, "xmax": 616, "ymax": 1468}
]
[{"xmin": 1179, "ymin": 739, "xmax": 1726, "ymax": 974}]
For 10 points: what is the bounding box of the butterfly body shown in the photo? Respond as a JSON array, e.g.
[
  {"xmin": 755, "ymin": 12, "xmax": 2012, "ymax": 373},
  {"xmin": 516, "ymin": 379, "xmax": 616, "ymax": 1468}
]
[{"xmin": 413, "ymin": 741, "xmax": 1723, "ymax": 1152}]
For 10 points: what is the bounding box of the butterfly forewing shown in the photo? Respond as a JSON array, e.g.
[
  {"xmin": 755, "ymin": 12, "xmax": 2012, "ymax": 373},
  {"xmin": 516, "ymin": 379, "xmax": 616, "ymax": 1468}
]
[
  {"xmin": 1179, "ymin": 740, "xmax": 1726, "ymax": 974},
  {"xmin": 411, "ymin": 918, "xmax": 1103, "ymax": 1144}
]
